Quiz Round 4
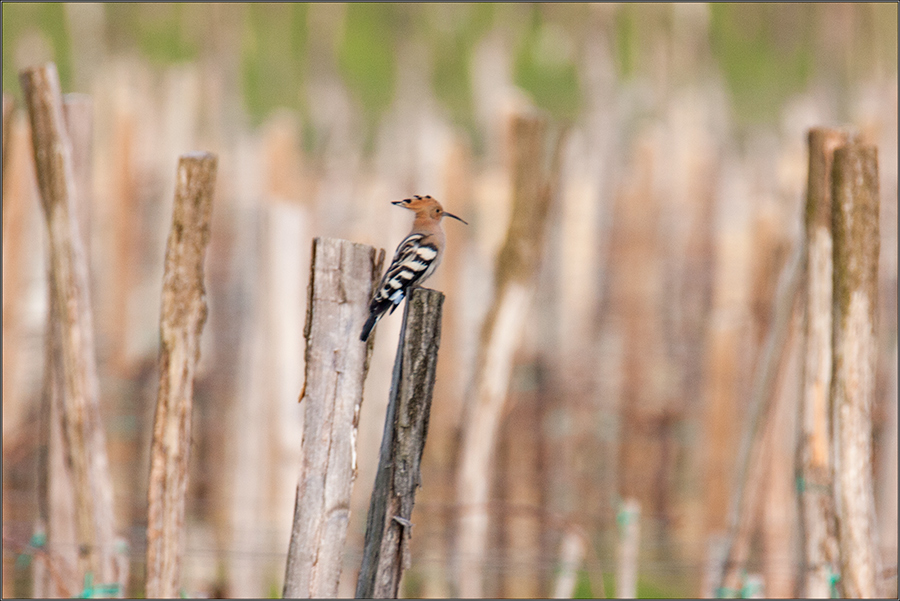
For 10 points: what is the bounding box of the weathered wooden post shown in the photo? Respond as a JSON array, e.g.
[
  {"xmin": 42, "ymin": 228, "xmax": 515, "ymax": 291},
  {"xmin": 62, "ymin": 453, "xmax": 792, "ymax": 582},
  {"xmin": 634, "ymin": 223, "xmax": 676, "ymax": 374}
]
[
  {"xmin": 716, "ymin": 230, "xmax": 805, "ymax": 595},
  {"xmin": 552, "ymin": 527, "xmax": 587, "ymax": 599},
  {"xmin": 455, "ymin": 111, "xmax": 561, "ymax": 598},
  {"xmin": 356, "ymin": 287, "xmax": 445, "ymax": 599},
  {"xmin": 797, "ymin": 127, "xmax": 848, "ymax": 597},
  {"xmin": 282, "ymin": 237, "xmax": 383, "ymax": 598},
  {"xmin": 145, "ymin": 152, "xmax": 218, "ymax": 598},
  {"xmin": 616, "ymin": 499, "xmax": 641, "ymax": 599},
  {"xmin": 35, "ymin": 92, "xmax": 98, "ymax": 598},
  {"xmin": 19, "ymin": 62, "xmax": 123, "ymax": 593},
  {"xmin": 831, "ymin": 144, "xmax": 881, "ymax": 598}
]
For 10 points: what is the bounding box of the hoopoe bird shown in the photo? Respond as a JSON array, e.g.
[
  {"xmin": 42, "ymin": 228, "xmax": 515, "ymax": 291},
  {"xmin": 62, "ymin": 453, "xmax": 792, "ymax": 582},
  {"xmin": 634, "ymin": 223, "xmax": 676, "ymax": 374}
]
[{"xmin": 361, "ymin": 195, "xmax": 467, "ymax": 341}]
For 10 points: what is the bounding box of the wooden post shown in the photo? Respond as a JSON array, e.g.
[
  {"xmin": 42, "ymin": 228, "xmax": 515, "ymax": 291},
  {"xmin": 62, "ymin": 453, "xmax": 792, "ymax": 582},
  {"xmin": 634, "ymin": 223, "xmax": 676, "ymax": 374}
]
[
  {"xmin": 19, "ymin": 62, "xmax": 122, "ymax": 591},
  {"xmin": 1, "ymin": 92, "xmax": 13, "ymax": 218},
  {"xmin": 831, "ymin": 144, "xmax": 881, "ymax": 598},
  {"xmin": 716, "ymin": 234, "xmax": 805, "ymax": 594},
  {"xmin": 615, "ymin": 499, "xmax": 641, "ymax": 599},
  {"xmin": 552, "ymin": 528, "xmax": 586, "ymax": 599},
  {"xmin": 61, "ymin": 94, "xmax": 93, "ymax": 261},
  {"xmin": 145, "ymin": 152, "xmax": 218, "ymax": 598},
  {"xmin": 356, "ymin": 287, "xmax": 445, "ymax": 599},
  {"xmin": 798, "ymin": 127, "xmax": 847, "ymax": 597},
  {"xmin": 282, "ymin": 237, "xmax": 384, "ymax": 598},
  {"xmin": 35, "ymin": 92, "xmax": 98, "ymax": 599},
  {"xmin": 455, "ymin": 111, "xmax": 562, "ymax": 598}
]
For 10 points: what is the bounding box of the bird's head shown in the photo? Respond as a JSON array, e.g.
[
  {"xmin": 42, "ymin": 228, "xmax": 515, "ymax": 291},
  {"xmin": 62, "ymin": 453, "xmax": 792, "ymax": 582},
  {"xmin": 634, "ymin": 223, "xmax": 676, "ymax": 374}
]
[{"xmin": 392, "ymin": 195, "xmax": 468, "ymax": 225}]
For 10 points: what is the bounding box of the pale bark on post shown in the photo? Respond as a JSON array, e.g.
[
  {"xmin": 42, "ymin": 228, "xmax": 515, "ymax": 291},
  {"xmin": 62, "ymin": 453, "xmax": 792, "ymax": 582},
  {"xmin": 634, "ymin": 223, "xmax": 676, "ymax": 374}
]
[
  {"xmin": 615, "ymin": 499, "xmax": 641, "ymax": 599},
  {"xmin": 798, "ymin": 127, "xmax": 847, "ymax": 597},
  {"xmin": 716, "ymin": 236, "xmax": 805, "ymax": 594},
  {"xmin": 831, "ymin": 145, "xmax": 881, "ymax": 598},
  {"xmin": 19, "ymin": 63, "xmax": 122, "ymax": 590},
  {"xmin": 282, "ymin": 237, "xmax": 384, "ymax": 599},
  {"xmin": 552, "ymin": 528, "xmax": 586, "ymax": 599},
  {"xmin": 355, "ymin": 286, "xmax": 445, "ymax": 599},
  {"xmin": 455, "ymin": 111, "xmax": 562, "ymax": 598},
  {"xmin": 35, "ymin": 92, "xmax": 98, "ymax": 599},
  {"xmin": 145, "ymin": 152, "xmax": 218, "ymax": 598}
]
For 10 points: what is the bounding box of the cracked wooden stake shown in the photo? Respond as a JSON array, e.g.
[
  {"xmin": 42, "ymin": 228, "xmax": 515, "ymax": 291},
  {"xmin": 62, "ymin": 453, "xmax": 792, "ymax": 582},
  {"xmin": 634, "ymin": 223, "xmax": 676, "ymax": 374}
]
[
  {"xmin": 19, "ymin": 62, "xmax": 122, "ymax": 591},
  {"xmin": 356, "ymin": 287, "xmax": 445, "ymax": 599},
  {"xmin": 283, "ymin": 237, "xmax": 383, "ymax": 598},
  {"xmin": 145, "ymin": 152, "xmax": 217, "ymax": 598},
  {"xmin": 797, "ymin": 127, "xmax": 848, "ymax": 597}
]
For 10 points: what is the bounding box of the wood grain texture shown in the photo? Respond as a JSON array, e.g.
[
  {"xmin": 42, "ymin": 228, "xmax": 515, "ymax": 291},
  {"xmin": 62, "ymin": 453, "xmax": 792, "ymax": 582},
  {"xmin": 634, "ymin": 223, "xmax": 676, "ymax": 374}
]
[
  {"xmin": 798, "ymin": 127, "xmax": 848, "ymax": 598},
  {"xmin": 19, "ymin": 63, "xmax": 121, "ymax": 590},
  {"xmin": 356, "ymin": 286, "xmax": 444, "ymax": 599},
  {"xmin": 283, "ymin": 237, "xmax": 383, "ymax": 598},
  {"xmin": 831, "ymin": 145, "xmax": 881, "ymax": 598},
  {"xmin": 146, "ymin": 152, "xmax": 217, "ymax": 598}
]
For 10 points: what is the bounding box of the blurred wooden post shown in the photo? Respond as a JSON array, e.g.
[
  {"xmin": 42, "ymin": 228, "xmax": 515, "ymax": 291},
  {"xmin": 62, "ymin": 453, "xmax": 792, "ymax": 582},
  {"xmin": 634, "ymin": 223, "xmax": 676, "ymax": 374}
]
[
  {"xmin": 19, "ymin": 62, "xmax": 122, "ymax": 591},
  {"xmin": 62, "ymin": 94, "xmax": 93, "ymax": 260},
  {"xmin": 145, "ymin": 152, "xmax": 218, "ymax": 598},
  {"xmin": 798, "ymin": 127, "xmax": 847, "ymax": 597},
  {"xmin": 615, "ymin": 499, "xmax": 641, "ymax": 599},
  {"xmin": 455, "ymin": 111, "xmax": 561, "ymax": 598},
  {"xmin": 831, "ymin": 145, "xmax": 881, "ymax": 598},
  {"xmin": 716, "ymin": 234, "xmax": 805, "ymax": 594},
  {"xmin": 356, "ymin": 287, "xmax": 445, "ymax": 599},
  {"xmin": 283, "ymin": 237, "xmax": 383, "ymax": 598},
  {"xmin": 2, "ymin": 93, "xmax": 13, "ymax": 217},
  {"xmin": 553, "ymin": 528, "xmax": 586, "ymax": 599},
  {"xmin": 35, "ymin": 92, "xmax": 98, "ymax": 599}
]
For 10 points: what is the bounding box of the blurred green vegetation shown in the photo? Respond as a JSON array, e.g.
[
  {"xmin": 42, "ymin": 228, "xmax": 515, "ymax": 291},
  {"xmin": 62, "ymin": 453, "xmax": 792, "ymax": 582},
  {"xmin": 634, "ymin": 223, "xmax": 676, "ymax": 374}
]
[
  {"xmin": 338, "ymin": 3, "xmax": 400, "ymax": 124},
  {"xmin": 2, "ymin": 3, "xmax": 897, "ymax": 136},
  {"xmin": 107, "ymin": 4, "xmax": 199, "ymax": 64},
  {"xmin": 2, "ymin": 3, "xmax": 72, "ymax": 94},
  {"xmin": 709, "ymin": 3, "xmax": 815, "ymax": 124},
  {"xmin": 514, "ymin": 5, "xmax": 582, "ymax": 123},
  {"xmin": 241, "ymin": 4, "xmax": 308, "ymax": 121}
]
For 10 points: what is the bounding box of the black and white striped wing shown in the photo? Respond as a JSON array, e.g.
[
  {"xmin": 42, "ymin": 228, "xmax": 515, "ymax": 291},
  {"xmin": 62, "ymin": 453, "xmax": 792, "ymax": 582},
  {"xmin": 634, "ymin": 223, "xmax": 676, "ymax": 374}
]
[
  {"xmin": 361, "ymin": 232, "xmax": 442, "ymax": 341},
  {"xmin": 371, "ymin": 232, "xmax": 439, "ymax": 313}
]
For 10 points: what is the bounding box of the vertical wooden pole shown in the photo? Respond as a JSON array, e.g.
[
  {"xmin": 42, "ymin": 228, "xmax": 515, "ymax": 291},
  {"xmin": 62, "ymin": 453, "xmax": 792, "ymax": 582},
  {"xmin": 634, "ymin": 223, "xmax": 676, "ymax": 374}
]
[
  {"xmin": 35, "ymin": 92, "xmax": 97, "ymax": 599},
  {"xmin": 1, "ymin": 92, "xmax": 13, "ymax": 220},
  {"xmin": 501, "ymin": 384, "xmax": 543, "ymax": 598},
  {"xmin": 145, "ymin": 152, "xmax": 218, "ymax": 598},
  {"xmin": 62, "ymin": 94, "xmax": 93, "ymax": 261},
  {"xmin": 455, "ymin": 112, "xmax": 561, "ymax": 598},
  {"xmin": 356, "ymin": 288, "xmax": 444, "ymax": 599},
  {"xmin": 19, "ymin": 62, "xmax": 121, "ymax": 591},
  {"xmin": 798, "ymin": 127, "xmax": 847, "ymax": 597},
  {"xmin": 355, "ymin": 287, "xmax": 445, "ymax": 599},
  {"xmin": 716, "ymin": 236, "xmax": 804, "ymax": 594},
  {"xmin": 282, "ymin": 237, "xmax": 383, "ymax": 598},
  {"xmin": 615, "ymin": 499, "xmax": 641, "ymax": 599},
  {"xmin": 831, "ymin": 144, "xmax": 881, "ymax": 598},
  {"xmin": 552, "ymin": 528, "xmax": 586, "ymax": 599}
]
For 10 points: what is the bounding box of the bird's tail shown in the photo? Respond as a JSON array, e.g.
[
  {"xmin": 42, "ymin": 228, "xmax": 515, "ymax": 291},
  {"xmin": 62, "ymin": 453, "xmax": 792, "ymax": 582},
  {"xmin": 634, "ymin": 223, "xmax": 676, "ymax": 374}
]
[{"xmin": 360, "ymin": 312, "xmax": 380, "ymax": 342}]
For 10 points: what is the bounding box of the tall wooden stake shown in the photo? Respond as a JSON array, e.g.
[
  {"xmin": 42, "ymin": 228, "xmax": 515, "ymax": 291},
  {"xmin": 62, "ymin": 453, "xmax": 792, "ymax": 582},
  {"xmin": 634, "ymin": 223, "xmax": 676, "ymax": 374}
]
[
  {"xmin": 145, "ymin": 152, "xmax": 217, "ymax": 598},
  {"xmin": 356, "ymin": 287, "xmax": 445, "ymax": 599},
  {"xmin": 831, "ymin": 144, "xmax": 881, "ymax": 598},
  {"xmin": 455, "ymin": 112, "xmax": 562, "ymax": 597},
  {"xmin": 19, "ymin": 62, "xmax": 122, "ymax": 592},
  {"xmin": 282, "ymin": 237, "xmax": 382, "ymax": 598},
  {"xmin": 797, "ymin": 127, "xmax": 847, "ymax": 597}
]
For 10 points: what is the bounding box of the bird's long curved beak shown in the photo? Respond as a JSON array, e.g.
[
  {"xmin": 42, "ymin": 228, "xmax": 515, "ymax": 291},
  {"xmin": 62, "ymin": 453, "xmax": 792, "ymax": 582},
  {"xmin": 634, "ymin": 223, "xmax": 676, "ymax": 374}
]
[{"xmin": 444, "ymin": 211, "xmax": 468, "ymax": 225}]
